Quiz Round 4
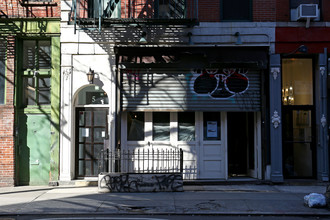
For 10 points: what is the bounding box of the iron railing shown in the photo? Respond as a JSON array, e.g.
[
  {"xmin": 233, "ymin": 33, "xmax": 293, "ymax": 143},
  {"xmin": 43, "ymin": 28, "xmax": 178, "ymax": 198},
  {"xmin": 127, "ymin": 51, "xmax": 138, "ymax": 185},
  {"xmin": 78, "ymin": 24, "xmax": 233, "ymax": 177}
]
[
  {"xmin": 70, "ymin": 0, "xmax": 198, "ymax": 31},
  {"xmin": 99, "ymin": 148, "xmax": 183, "ymax": 174}
]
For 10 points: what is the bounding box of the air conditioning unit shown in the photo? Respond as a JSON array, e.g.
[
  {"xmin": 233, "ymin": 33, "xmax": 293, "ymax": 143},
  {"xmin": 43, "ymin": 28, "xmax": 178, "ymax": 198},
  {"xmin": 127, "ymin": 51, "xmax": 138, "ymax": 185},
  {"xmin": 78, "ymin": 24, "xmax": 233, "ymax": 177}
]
[{"xmin": 297, "ymin": 4, "xmax": 319, "ymax": 20}]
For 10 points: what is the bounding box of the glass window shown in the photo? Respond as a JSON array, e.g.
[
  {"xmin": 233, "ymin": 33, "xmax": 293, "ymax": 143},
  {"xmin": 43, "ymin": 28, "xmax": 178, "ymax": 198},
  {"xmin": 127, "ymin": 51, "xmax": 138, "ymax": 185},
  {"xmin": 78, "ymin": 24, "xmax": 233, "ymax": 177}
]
[
  {"xmin": 23, "ymin": 40, "xmax": 51, "ymax": 70},
  {"xmin": 23, "ymin": 75, "xmax": 51, "ymax": 106},
  {"xmin": 203, "ymin": 112, "xmax": 221, "ymax": 141},
  {"xmin": 127, "ymin": 112, "xmax": 145, "ymax": 141},
  {"xmin": 282, "ymin": 58, "xmax": 313, "ymax": 105},
  {"xmin": 178, "ymin": 112, "xmax": 195, "ymax": 141},
  {"xmin": 221, "ymin": 0, "xmax": 252, "ymax": 21},
  {"xmin": 77, "ymin": 86, "xmax": 109, "ymax": 105},
  {"xmin": 0, "ymin": 40, "xmax": 5, "ymax": 105},
  {"xmin": 153, "ymin": 112, "xmax": 170, "ymax": 141}
]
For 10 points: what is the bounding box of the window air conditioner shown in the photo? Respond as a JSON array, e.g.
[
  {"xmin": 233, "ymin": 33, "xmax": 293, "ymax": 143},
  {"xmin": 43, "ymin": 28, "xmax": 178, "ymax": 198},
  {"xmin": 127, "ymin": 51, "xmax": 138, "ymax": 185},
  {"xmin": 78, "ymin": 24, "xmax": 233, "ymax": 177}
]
[{"xmin": 297, "ymin": 4, "xmax": 318, "ymax": 20}]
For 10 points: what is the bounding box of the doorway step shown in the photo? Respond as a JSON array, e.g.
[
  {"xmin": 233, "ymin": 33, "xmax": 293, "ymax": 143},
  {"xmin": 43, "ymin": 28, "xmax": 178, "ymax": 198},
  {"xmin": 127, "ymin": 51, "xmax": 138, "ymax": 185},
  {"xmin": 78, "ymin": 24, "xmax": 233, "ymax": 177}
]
[
  {"xmin": 183, "ymin": 178, "xmax": 266, "ymax": 186},
  {"xmin": 58, "ymin": 179, "xmax": 98, "ymax": 187}
]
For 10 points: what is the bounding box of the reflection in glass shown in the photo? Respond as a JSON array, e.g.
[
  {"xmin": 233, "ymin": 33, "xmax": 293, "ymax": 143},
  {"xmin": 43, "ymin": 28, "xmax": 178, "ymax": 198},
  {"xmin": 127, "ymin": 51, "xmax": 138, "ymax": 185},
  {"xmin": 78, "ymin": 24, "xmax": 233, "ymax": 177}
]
[
  {"xmin": 94, "ymin": 111, "xmax": 107, "ymax": 126},
  {"xmin": 94, "ymin": 128, "xmax": 106, "ymax": 142},
  {"xmin": 283, "ymin": 109, "xmax": 313, "ymax": 177},
  {"xmin": 178, "ymin": 112, "xmax": 195, "ymax": 141},
  {"xmin": 127, "ymin": 112, "xmax": 145, "ymax": 141},
  {"xmin": 153, "ymin": 112, "xmax": 170, "ymax": 141},
  {"xmin": 38, "ymin": 77, "xmax": 51, "ymax": 105},
  {"xmin": 282, "ymin": 59, "xmax": 313, "ymax": 105},
  {"xmin": 24, "ymin": 77, "xmax": 36, "ymax": 105},
  {"xmin": 38, "ymin": 40, "xmax": 51, "ymax": 69},
  {"xmin": 23, "ymin": 40, "xmax": 36, "ymax": 69}
]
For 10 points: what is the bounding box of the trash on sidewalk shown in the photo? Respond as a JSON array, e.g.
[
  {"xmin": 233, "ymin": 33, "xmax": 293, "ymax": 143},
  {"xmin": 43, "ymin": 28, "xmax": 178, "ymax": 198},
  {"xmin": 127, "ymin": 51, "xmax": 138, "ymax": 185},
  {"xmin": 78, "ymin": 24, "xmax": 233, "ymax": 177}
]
[{"xmin": 304, "ymin": 193, "xmax": 326, "ymax": 208}]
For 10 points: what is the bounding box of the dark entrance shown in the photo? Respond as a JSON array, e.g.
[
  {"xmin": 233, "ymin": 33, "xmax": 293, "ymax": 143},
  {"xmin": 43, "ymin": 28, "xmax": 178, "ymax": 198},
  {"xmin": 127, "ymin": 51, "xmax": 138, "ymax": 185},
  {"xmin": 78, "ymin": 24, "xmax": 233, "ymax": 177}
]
[
  {"xmin": 228, "ymin": 112, "xmax": 255, "ymax": 177},
  {"xmin": 282, "ymin": 107, "xmax": 316, "ymax": 178},
  {"xmin": 75, "ymin": 107, "xmax": 108, "ymax": 177}
]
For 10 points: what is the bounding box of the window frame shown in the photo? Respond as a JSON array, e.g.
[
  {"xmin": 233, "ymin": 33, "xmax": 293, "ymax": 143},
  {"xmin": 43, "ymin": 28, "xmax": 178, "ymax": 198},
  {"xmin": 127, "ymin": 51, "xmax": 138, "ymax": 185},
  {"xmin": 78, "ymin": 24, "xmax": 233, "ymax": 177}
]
[
  {"xmin": 220, "ymin": 0, "xmax": 253, "ymax": 21},
  {"xmin": 20, "ymin": 39, "xmax": 52, "ymax": 108}
]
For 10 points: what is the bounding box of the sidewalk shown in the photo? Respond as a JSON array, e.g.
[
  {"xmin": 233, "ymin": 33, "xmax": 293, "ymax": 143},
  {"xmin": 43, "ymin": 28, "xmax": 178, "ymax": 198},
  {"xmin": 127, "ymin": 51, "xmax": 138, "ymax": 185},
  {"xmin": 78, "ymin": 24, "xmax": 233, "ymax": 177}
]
[{"xmin": 0, "ymin": 184, "xmax": 329, "ymax": 216}]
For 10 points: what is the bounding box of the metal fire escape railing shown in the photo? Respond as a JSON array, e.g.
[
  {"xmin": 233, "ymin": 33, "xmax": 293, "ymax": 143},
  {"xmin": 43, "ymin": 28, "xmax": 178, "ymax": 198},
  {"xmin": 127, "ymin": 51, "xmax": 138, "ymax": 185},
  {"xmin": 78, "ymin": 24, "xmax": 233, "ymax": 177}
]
[{"xmin": 70, "ymin": 0, "xmax": 198, "ymax": 32}]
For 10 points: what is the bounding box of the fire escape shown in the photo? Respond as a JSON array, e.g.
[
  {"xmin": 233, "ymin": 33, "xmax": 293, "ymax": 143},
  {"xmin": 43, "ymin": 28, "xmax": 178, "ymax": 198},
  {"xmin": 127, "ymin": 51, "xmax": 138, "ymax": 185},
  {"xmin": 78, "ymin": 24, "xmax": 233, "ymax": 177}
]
[{"xmin": 70, "ymin": 0, "xmax": 199, "ymax": 32}]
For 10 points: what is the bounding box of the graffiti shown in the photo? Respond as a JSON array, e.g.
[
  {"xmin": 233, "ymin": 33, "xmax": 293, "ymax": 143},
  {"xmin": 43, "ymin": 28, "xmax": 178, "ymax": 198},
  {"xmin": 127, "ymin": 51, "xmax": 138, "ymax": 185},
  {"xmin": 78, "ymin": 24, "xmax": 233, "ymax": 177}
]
[
  {"xmin": 193, "ymin": 68, "xmax": 249, "ymax": 99},
  {"xmin": 100, "ymin": 173, "xmax": 183, "ymax": 193},
  {"xmin": 155, "ymin": 174, "xmax": 183, "ymax": 191},
  {"xmin": 102, "ymin": 174, "xmax": 140, "ymax": 192}
]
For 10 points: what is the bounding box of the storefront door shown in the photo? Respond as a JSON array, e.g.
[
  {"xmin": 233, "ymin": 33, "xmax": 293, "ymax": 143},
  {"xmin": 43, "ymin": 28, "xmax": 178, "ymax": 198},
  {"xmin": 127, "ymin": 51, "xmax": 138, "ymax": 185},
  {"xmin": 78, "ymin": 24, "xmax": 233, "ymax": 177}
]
[
  {"xmin": 18, "ymin": 114, "xmax": 51, "ymax": 185},
  {"xmin": 198, "ymin": 112, "xmax": 226, "ymax": 179},
  {"xmin": 227, "ymin": 112, "xmax": 261, "ymax": 179},
  {"xmin": 282, "ymin": 108, "xmax": 315, "ymax": 178},
  {"xmin": 75, "ymin": 107, "xmax": 108, "ymax": 177},
  {"xmin": 281, "ymin": 58, "xmax": 315, "ymax": 178}
]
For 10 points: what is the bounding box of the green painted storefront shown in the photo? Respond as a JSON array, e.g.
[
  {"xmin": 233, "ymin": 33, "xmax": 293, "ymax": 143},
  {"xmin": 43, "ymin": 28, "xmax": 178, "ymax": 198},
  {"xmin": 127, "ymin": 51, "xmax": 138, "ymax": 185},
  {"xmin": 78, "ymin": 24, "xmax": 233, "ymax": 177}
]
[{"xmin": 12, "ymin": 19, "xmax": 60, "ymax": 185}]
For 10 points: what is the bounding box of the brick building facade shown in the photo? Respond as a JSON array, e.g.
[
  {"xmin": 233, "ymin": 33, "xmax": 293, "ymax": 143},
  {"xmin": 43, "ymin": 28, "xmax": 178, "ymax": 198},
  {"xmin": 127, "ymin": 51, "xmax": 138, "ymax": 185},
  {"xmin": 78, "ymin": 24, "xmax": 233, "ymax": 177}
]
[
  {"xmin": 0, "ymin": 0, "xmax": 61, "ymax": 186},
  {"xmin": 1, "ymin": 0, "xmax": 329, "ymax": 186}
]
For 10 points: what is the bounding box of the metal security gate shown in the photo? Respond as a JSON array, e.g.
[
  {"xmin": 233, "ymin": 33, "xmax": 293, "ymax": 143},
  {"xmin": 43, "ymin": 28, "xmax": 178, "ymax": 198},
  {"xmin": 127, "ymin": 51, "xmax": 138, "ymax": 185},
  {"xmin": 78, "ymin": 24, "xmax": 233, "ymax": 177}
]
[{"xmin": 121, "ymin": 68, "xmax": 261, "ymax": 112}]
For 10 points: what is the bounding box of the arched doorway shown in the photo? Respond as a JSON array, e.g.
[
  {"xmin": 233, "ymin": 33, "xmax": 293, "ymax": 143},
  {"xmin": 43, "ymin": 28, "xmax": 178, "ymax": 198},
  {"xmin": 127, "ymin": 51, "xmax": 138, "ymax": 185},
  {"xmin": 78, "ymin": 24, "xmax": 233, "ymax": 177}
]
[{"xmin": 74, "ymin": 85, "xmax": 109, "ymax": 178}]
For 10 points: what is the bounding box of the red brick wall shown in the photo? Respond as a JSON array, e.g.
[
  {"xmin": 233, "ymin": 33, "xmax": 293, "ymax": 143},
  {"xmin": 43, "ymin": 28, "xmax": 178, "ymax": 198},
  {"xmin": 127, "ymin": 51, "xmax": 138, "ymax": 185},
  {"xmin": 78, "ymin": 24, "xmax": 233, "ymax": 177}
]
[
  {"xmin": 276, "ymin": 0, "xmax": 290, "ymax": 21},
  {"xmin": 253, "ymin": 0, "xmax": 276, "ymax": 21},
  {"xmin": 0, "ymin": 0, "xmax": 60, "ymax": 18},
  {"xmin": 198, "ymin": 0, "xmax": 220, "ymax": 22},
  {"xmin": 322, "ymin": 0, "xmax": 330, "ymax": 21},
  {"xmin": 0, "ymin": 37, "xmax": 15, "ymax": 187}
]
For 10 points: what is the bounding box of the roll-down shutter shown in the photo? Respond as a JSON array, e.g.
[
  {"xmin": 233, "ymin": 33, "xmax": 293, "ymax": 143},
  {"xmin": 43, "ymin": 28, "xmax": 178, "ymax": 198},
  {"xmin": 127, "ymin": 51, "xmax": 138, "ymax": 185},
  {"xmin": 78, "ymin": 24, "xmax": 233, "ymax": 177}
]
[{"xmin": 121, "ymin": 68, "xmax": 261, "ymax": 112}]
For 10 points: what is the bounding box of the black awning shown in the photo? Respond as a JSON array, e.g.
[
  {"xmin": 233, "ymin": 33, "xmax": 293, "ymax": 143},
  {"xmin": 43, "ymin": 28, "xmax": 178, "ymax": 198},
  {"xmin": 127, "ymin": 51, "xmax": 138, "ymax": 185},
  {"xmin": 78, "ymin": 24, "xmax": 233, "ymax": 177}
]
[{"xmin": 115, "ymin": 46, "xmax": 269, "ymax": 69}]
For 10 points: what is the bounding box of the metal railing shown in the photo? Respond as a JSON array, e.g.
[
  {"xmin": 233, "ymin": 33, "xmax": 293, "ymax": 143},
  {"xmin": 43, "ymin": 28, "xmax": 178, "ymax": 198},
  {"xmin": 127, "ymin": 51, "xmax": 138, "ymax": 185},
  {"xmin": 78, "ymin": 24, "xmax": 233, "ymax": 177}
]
[
  {"xmin": 99, "ymin": 148, "xmax": 183, "ymax": 174},
  {"xmin": 71, "ymin": 0, "xmax": 198, "ymax": 27}
]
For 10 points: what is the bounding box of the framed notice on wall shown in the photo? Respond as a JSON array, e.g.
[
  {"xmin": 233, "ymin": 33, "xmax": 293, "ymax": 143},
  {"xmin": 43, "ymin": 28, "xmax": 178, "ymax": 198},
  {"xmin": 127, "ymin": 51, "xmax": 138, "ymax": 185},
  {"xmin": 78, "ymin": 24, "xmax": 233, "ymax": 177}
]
[{"xmin": 207, "ymin": 121, "xmax": 218, "ymax": 138}]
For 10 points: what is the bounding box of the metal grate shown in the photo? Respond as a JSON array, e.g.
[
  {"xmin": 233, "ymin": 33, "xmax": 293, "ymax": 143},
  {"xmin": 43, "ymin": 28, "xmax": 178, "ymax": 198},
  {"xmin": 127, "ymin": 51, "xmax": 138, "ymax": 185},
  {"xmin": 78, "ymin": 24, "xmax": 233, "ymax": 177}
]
[{"xmin": 99, "ymin": 148, "xmax": 183, "ymax": 174}]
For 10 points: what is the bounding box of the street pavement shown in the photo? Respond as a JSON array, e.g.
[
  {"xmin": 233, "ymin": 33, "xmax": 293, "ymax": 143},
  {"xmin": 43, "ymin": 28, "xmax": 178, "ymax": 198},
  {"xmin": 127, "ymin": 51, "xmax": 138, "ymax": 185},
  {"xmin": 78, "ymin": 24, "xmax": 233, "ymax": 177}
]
[{"xmin": 0, "ymin": 183, "xmax": 329, "ymax": 216}]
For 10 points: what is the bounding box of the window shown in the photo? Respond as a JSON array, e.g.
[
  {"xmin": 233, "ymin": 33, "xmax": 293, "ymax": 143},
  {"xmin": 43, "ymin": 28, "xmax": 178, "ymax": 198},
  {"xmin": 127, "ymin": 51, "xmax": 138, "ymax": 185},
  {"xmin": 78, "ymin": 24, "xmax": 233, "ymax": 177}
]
[
  {"xmin": 282, "ymin": 58, "xmax": 313, "ymax": 105},
  {"xmin": 178, "ymin": 112, "xmax": 195, "ymax": 141},
  {"xmin": 77, "ymin": 86, "xmax": 108, "ymax": 105},
  {"xmin": 127, "ymin": 112, "xmax": 145, "ymax": 141},
  {"xmin": 221, "ymin": 0, "xmax": 252, "ymax": 21},
  {"xmin": 0, "ymin": 40, "xmax": 5, "ymax": 105},
  {"xmin": 153, "ymin": 112, "xmax": 170, "ymax": 141},
  {"xmin": 290, "ymin": 0, "xmax": 319, "ymax": 8},
  {"xmin": 22, "ymin": 40, "xmax": 51, "ymax": 106}
]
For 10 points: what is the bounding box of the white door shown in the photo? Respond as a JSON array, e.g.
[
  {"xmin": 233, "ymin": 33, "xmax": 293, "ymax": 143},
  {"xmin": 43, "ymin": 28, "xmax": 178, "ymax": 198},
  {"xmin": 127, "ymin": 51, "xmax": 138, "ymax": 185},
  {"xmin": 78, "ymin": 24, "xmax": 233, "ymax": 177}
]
[{"xmin": 198, "ymin": 112, "xmax": 226, "ymax": 179}]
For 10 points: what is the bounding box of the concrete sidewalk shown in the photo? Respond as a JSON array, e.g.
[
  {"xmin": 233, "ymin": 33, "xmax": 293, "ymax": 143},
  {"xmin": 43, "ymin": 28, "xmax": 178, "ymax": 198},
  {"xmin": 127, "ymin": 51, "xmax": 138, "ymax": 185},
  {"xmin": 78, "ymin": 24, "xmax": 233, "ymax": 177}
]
[{"xmin": 0, "ymin": 184, "xmax": 329, "ymax": 216}]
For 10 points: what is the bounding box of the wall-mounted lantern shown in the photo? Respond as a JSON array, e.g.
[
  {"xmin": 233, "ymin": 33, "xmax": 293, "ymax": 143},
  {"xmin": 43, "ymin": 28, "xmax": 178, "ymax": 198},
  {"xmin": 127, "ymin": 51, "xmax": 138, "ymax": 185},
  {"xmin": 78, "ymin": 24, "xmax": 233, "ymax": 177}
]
[{"xmin": 87, "ymin": 68, "xmax": 95, "ymax": 84}]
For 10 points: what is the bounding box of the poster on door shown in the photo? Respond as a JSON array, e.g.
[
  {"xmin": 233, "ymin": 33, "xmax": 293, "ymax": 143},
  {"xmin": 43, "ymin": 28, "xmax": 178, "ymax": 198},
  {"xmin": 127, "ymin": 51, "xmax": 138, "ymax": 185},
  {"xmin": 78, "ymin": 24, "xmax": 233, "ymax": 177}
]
[{"xmin": 207, "ymin": 121, "xmax": 218, "ymax": 138}]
